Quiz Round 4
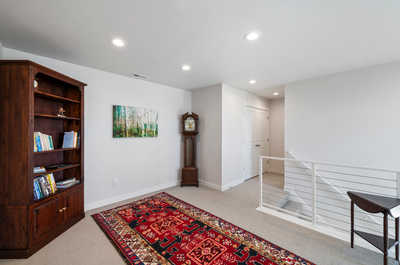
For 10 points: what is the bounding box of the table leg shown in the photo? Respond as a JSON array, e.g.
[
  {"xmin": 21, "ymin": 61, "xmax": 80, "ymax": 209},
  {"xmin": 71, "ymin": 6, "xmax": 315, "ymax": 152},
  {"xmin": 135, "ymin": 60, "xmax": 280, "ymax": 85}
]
[
  {"xmin": 396, "ymin": 217, "xmax": 399, "ymax": 261},
  {"xmin": 351, "ymin": 200, "xmax": 354, "ymax": 248},
  {"xmin": 384, "ymin": 213, "xmax": 388, "ymax": 265}
]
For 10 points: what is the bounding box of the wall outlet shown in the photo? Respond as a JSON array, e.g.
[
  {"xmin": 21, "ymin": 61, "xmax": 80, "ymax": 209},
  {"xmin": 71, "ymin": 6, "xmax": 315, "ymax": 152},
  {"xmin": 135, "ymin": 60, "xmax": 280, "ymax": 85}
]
[{"xmin": 112, "ymin": 177, "xmax": 119, "ymax": 187}]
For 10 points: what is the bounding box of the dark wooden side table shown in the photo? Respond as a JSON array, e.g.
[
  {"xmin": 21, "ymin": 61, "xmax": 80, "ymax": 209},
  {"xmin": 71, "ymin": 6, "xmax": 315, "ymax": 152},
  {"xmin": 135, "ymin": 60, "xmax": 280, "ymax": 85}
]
[{"xmin": 348, "ymin": 191, "xmax": 400, "ymax": 265}]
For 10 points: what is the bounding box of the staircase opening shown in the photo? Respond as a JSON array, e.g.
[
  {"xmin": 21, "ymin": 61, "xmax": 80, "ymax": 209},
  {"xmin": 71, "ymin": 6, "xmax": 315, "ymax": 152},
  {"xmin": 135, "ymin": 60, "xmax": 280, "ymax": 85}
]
[
  {"xmin": 260, "ymin": 97, "xmax": 299, "ymax": 214},
  {"xmin": 258, "ymin": 155, "xmax": 400, "ymax": 257}
]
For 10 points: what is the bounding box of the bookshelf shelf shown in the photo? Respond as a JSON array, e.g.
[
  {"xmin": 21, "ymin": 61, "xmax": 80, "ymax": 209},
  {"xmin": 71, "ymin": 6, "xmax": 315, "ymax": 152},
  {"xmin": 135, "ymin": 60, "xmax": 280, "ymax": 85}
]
[
  {"xmin": 34, "ymin": 148, "xmax": 80, "ymax": 154},
  {"xmin": 0, "ymin": 60, "xmax": 86, "ymax": 258},
  {"xmin": 32, "ymin": 182, "xmax": 82, "ymax": 205},
  {"xmin": 34, "ymin": 90, "xmax": 80, "ymax": 103},
  {"xmin": 34, "ymin": 113, "xmax": 81, "ymax": 120},
  {"xmin": 33, "ymin": 163, "xmax": 80, "ymax": 177}
]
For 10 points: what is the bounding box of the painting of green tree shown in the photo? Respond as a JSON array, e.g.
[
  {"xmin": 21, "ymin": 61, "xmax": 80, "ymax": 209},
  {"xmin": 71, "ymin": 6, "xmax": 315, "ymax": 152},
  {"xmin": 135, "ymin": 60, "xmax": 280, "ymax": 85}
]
[{"xmin": 113, "ymin": 105, "xmax": 158, "ymax": 138}]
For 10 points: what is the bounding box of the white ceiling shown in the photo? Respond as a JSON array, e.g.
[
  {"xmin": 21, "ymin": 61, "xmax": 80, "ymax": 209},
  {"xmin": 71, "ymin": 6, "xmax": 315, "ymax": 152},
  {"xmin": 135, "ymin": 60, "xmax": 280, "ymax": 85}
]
[{"xmin": 1, "ymin": 0, "xmax": 400, "ymax": 98}]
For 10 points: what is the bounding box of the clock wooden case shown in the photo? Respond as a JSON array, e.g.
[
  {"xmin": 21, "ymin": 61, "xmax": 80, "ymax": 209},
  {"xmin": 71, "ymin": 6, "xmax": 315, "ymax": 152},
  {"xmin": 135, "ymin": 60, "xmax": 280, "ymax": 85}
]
[{"xmin": 181, "ymin": 112, "xmax": 199, "ymax": 187}]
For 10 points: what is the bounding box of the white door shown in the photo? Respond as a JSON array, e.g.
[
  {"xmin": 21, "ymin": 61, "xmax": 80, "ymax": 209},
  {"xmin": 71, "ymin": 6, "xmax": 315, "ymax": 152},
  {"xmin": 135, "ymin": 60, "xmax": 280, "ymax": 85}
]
[{"xmin": 244, "ymin": 107, "xmax": 269, "ymax": 179}]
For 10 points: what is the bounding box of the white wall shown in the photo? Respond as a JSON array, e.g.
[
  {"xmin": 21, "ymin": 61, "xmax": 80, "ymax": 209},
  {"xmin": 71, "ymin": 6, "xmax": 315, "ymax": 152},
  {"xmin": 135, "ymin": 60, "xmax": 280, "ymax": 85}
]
[
  {"xmin": 192, "ymin": 83, "xmax": 268, "ymax": 191},
  {"xmin": 221, "ymin": 84, "xmax": 247, "ymax": 189},
  {"xmin": 0, "ymin": 42, "xmax": 3, "ymax": 58},
  {"xmin": 284, "ymin": 64, "xmax": 400, "ymax": 247},
  {"xmin": 268, "ymin": 98, "xmax": 285, "ymax": 174},
  {"xmin": 3, "ymin": 47, "xmax": 191, "ymax": 211},
  {"xmin": 221, "ymin": 84, "xmax": 269, "ymax": 190},
  {"xmin": 286, "ymin": 61, "xmax": 400, "ymax": 171},
  {"xmin": 246, "ymin": 92, "xmax": 270, "ymax": 110},
  {"xmin": 192, "ymin": 85, "xmax": 222, "ymax": 190}
]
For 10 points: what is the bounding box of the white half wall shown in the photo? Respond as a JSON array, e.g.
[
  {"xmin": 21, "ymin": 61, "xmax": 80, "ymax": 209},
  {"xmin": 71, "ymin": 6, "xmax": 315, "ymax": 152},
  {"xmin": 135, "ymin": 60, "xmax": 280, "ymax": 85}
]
[
  {"xmin": 268, "ymin": 98, "xmax": 285, "ymax": 174},
  {"xmin": 192, "ymin": 85, "xmax": 222, "ymax": 189},
  {"xmin": 286, "ymin": 61, "xmax": 400, "ymax": 171},
  {"xmin": 3, "ymin": 47, "xmax": 191, "ymax": 211}
]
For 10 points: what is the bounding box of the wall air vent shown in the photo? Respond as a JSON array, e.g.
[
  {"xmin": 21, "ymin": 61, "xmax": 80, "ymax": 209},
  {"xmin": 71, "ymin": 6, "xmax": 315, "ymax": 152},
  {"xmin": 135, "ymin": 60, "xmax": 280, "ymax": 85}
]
[{"xmin": 132, "ymin": 73, "xmax": 147, "ymax": 80}]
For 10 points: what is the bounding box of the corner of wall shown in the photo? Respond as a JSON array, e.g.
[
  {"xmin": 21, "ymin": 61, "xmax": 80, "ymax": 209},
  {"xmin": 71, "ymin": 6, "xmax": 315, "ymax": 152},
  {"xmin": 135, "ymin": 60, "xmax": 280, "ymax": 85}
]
[
  {"xmin": 191, "ymin": 84, "xmax": 223, "ymax": 190},
  {"xmin": 0, "ymin": 42, "xmax": 3, "ymax": 59}
]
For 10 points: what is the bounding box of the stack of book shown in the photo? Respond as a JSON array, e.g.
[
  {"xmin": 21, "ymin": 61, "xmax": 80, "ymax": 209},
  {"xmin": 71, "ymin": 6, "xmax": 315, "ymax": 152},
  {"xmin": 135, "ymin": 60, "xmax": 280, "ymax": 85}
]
[
  {"xmin": 34, "ymin": 132, "xmax": 54, "ymax": 152},
  {"xmin": 33, "ymin": 166, "xmax": 46, "ymax": 174},
  {"xmin": 56, "ymin": 178, "xmax": 80, "ymax": 189},
  {"xmin": 33, "ymin": 173, "xmax": 57, "ymax": 200},
  {"xmin": 62, "ymin": 131, "xmax": 80, "ymax": 148}
]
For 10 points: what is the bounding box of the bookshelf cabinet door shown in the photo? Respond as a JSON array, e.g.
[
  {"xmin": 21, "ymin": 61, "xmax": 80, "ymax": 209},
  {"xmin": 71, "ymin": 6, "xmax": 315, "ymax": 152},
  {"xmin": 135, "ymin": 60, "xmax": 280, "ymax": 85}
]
[
  {"xmin": 63, "ymin": 187, "xmax": 83, "ymax": 222},
  {"xmin": 32, "ymin": 197, "xmax": 64, "ymax": 239}
]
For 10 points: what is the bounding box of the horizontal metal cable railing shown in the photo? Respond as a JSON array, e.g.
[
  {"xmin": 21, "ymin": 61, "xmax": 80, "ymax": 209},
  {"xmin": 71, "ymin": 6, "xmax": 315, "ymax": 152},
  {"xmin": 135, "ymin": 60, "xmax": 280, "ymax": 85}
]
[{"xmin": 258, "ymin": 155, "xmax": 400, "ymax": 240}]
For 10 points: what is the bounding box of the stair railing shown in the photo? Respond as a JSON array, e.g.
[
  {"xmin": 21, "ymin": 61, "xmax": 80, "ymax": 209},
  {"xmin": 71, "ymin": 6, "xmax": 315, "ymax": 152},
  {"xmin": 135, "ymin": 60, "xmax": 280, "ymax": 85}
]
[{"xmin": 258, "ymin": 155, "xmax": 400, "ymax": 248}]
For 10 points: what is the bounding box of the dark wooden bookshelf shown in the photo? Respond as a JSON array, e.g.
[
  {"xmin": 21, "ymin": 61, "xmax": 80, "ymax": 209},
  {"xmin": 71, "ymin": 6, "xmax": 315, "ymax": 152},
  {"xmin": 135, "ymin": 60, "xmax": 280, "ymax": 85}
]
[
  {"xmin": 33, "ymin": 163, "xmax": 81, "ymax": 177},
  {"xmin": 0, "ymin": 60, "xmax": 86, "ymax": 258}
]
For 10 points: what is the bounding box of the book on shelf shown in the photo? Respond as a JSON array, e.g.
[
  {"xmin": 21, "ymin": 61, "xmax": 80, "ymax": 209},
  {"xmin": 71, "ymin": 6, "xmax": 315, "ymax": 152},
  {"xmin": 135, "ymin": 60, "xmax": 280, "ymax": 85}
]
[
  {"xmin": 56, "ymin": 178, "xmax": 80, "ymax": 189},
  {"xmin": 62, "ymin": 131, "xmax": 80, "ymax": 149},
  {"xmin": 33, "ymin": 132, "xmax": 54, "ymax": 152},
  {"xmin": 33, "ymin": 164, "xmax": 77, "ymax": 175},
  {"xmin": 33, "ymin": 166, "xmax": 46, "ymax": 173},
  {"xmin": 33, "ymin": 173, "xmax": 57, "ymax": 201},
  {"xmin": 56, "ymin": 177, "xmax": 77, "ymax": 185}
]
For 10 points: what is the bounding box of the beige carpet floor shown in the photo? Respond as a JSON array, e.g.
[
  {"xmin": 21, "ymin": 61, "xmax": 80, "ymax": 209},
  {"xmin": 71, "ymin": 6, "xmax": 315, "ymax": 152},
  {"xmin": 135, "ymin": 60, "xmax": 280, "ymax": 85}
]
[{"xmin": 0, "ymin": 175, "xmax": 393, "ymax": 265}]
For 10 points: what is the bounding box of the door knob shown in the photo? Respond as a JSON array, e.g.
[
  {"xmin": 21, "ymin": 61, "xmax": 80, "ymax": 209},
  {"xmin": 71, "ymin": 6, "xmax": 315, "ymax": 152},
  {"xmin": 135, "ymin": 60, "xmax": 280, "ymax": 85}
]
[{"xmin": 58, "ymin": 207, "xmax": 67, "ymax": 213}]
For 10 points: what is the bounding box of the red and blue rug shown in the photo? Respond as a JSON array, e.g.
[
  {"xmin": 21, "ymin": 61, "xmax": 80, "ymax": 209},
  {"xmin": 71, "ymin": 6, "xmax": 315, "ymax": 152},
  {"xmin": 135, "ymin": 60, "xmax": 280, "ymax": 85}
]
[{"xmin": 92, "ymin": 192, "xmax": 314, "ymax": 265}]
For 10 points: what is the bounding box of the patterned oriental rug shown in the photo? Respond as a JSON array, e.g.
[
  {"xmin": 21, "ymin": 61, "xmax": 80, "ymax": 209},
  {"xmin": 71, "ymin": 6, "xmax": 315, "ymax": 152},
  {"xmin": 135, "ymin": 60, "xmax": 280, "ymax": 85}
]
[{"xmin": 92, "ymin": 192, "xmax": 314, "ymax": 265}]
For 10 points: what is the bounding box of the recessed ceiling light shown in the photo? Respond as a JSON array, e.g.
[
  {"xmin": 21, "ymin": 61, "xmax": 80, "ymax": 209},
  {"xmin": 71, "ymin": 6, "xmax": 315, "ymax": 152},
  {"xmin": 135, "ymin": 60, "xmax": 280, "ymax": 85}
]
[
  {"xmin": 249, "ymin": 80, "xmax": 256, "ymax": 84},
  {"xmin": 273, "ymin": 92, "xmax": 280, "ymax": 96},
  {"xmin": 112, "ymin": 38, "xmax": 125, "ymax": 47},
  {"xmin": 245, "ymin": 31, "xmax": 261, "ymax": 41},
  {"xmin": 182, "ymin": 64, "xmax": 191, "ymax": 71}
]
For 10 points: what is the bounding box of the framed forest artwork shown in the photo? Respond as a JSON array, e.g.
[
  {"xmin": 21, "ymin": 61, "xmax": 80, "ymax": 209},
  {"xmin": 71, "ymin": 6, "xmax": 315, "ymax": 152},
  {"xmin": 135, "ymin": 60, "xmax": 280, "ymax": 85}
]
[{"xmin": 113, "ymin": 105, "xmax": 159, "ymax": 138}]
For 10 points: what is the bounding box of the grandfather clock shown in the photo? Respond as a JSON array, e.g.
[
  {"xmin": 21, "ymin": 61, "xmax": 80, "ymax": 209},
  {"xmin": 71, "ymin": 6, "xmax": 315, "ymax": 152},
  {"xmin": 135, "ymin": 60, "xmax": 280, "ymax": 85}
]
[{"xmin": 181, "ymin": 112, "xmax": 199, "ymax": 187}]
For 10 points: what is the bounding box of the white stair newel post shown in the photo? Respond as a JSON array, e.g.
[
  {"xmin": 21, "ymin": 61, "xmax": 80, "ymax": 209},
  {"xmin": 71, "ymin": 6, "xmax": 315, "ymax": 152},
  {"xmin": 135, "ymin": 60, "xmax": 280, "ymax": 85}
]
[
  {"xmin": 397, "ymin": 172, "xmax": 400, "ymax": 198},
  {"xmin": 312, "ymin": 163, "xmax": 317, "ymax": 225},
  {"xmin": 259, "ymin": 157, "xmax": 263, "ymax": 208}
]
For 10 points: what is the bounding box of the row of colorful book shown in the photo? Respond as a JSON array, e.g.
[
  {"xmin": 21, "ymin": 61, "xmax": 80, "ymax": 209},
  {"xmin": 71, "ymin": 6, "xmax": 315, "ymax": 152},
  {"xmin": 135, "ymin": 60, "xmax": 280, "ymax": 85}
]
[
  {"xmin": 62, "ymin": 131, "xmax": 80, "ymax": 148},
  {"xmin": 33, "ymin": 132, "xmax": 54, "ymax": 152},
  {"xmin": 33, "ymin": 174, "xmax": 81, "ymax": 200},
  {"xmin": 33, "ymin": 174, "xmax": 57, "ymax": 200}
]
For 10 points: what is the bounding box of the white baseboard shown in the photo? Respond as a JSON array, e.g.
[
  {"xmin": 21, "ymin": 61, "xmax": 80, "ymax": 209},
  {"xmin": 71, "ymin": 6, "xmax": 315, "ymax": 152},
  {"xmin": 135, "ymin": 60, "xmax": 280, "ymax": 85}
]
[
  {"xmin": 221, "ymin": 178, "xmax": 246, "ymax": 191},
  {"xmin": 84, "ymin": 181, "xmax": 178, "ymax": 211},
  {"xmin": 199, "ymin": 179, "xmax": 221, "ymax": 191}
]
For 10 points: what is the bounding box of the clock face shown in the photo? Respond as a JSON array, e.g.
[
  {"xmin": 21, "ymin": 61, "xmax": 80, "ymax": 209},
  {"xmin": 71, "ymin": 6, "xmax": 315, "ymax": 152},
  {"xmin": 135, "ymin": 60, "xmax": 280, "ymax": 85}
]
[{"xmin": 184, "ymin": 117, "xmax": 196, "ymax": 132}]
